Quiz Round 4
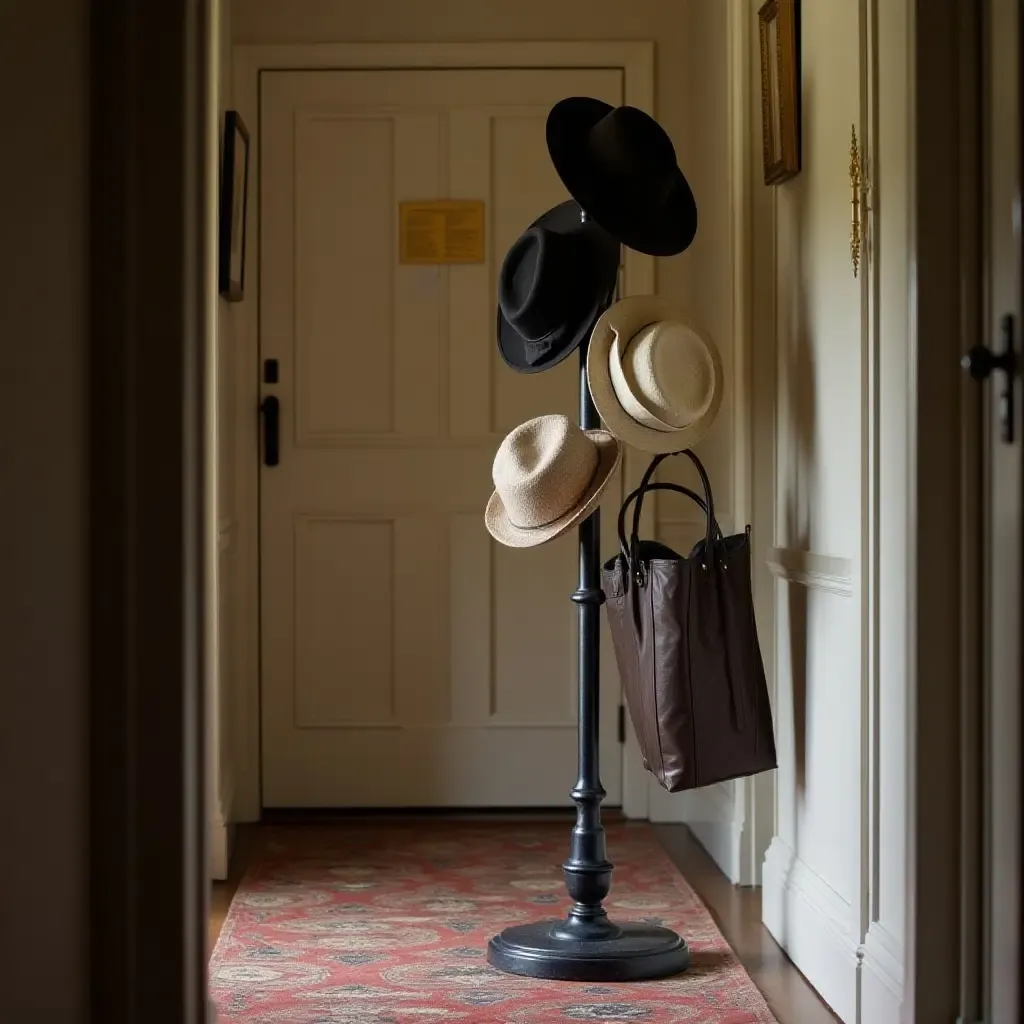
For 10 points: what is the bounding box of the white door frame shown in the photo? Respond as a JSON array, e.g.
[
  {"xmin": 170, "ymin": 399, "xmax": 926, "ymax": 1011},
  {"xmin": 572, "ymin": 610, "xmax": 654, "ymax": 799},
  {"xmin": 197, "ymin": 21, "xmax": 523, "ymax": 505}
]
[{"xmin": 230, "ymin": 39, "xmax": 761, "ymax": 835}]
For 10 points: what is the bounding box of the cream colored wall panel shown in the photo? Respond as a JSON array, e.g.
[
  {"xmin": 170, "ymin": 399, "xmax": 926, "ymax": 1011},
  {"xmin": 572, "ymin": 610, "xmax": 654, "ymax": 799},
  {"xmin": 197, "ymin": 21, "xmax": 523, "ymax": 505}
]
[
  {"xmin": 448, "ymin": 515, "xmax": 492, "ymax": 724},
  {"xmin": 391, "ymin": 517, "xmax": 449, "ymax": 724},
  {"xmin": 446, "ymin": 109, "xmax": 494, "ymax": 440},
  {"xmin": 294, "ymin": 516, "xmax": 396, "ymax": 725},
  {"xmin": 392, "ymin": 116, "xmax": 447, "ymax": 439},
  {"xmin": 758, "ymin": 0, "xmax": 880, "ymax": 1014},
  {"xmin": 873, "ymin": 0, "xmax": 911, "ymax": 959},
  {"xmin": 762, "ymin": 835, "xmax": 859, "ymax": 1023},
  {"xmin": 492, "ymin": 540, "xmax": 577, "ymax": 724},
  {"xmin": 773, "ymin": 36, "xmax": 862, "ymax": 562},
  {"xmin": 772, "ymin": 576, "xmax": 862, "ymax": 908},
  {"xmin": 295, "ymin": 113, "xmax": 397, "ymax": 438}
]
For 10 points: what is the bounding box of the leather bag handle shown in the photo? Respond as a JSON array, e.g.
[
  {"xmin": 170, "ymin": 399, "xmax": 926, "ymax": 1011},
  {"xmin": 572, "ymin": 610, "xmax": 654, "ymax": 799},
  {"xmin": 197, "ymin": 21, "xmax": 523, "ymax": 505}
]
[
  {"xmin": 617, "ymin": 483, "xmax": 722, "ymax": 565},
  {"xmin": 627, "ymin": 450, "xmax": 718, "ymax": 584}
]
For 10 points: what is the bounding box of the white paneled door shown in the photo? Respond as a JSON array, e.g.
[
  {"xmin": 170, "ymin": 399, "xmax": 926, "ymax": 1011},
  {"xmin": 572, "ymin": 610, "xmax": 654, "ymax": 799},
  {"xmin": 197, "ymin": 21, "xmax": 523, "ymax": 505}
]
[{"xmin": 259, "ymin": 69, "xmax": 624, "ymax": 808}]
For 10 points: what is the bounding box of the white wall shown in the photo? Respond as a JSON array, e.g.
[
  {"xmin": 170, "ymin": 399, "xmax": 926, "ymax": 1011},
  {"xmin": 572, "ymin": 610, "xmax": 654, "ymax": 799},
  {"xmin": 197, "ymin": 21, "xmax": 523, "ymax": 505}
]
[
  {"xmin": 0, "ymin": 0, "xmax": 88, "ymax": 1016},
  {"xmin": 229, "ymin": 0, "xmax": 753, "ymax": 857},
  {"xmin": 860, "ymin": 2, "xmax": 911, "ymax": 1016},
  {"xmin": 752, "ymin": 0, "xmax": 912, "ymax": 1020}
]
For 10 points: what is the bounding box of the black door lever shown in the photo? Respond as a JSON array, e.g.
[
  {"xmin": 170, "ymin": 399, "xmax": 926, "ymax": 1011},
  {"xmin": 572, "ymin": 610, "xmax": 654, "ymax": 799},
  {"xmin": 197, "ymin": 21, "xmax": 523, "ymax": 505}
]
[
  {"xmin": 260, "ymin": 395, "xmax": 280, "ymax": 466},
  {"xmin": 962, "ymin": 313, "xmax": 1018, "ymax": 443}
]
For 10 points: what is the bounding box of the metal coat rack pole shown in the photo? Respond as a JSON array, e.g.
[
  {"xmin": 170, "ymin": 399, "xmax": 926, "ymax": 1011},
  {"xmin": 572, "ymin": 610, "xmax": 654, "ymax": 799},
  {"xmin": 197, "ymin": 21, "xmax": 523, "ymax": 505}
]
[{"xmin": 487, "ymin": 213, "xmax": 690, "ymax": 983}]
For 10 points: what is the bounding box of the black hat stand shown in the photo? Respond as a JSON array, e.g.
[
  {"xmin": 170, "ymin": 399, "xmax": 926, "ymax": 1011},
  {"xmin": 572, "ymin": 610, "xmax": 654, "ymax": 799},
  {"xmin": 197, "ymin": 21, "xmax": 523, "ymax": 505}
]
[{"xmin": 486, "ymin": 215, "xmax": 690, "ymax": 983}]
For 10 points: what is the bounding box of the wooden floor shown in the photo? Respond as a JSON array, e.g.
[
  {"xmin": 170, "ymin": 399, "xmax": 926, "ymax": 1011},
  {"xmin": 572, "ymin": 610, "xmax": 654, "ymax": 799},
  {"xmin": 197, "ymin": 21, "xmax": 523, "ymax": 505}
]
[{"xmin": 210, "ymin": 818, "xmax": 839, "ymax": 1024}]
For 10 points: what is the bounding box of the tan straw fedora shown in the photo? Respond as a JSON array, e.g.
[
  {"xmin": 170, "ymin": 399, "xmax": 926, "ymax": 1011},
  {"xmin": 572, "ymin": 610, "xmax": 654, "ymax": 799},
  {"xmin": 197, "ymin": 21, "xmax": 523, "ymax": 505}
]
[
  {"xmin": 485, "ymin": 414, "xmax": 621, "ymax": 549},
  {"xmin": 586, "ymin": 295, "xmax": 723, "ymax": 454}
]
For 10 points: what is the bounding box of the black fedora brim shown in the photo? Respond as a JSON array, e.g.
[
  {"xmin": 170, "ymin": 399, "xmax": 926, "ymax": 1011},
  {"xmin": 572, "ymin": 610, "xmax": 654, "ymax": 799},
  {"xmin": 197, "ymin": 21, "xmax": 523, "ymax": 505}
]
[
  {"xmin": 497, "ymin": 199, "xmax": 621, "ymax": 374},
  {"xmin": 545, "ymin": 97, "xmax": 698, "ymax": 259}
]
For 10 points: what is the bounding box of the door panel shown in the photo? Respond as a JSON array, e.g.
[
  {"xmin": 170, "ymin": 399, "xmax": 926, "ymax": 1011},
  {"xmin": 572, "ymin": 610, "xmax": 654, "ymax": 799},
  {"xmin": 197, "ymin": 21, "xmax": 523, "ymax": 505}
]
[
  {"xmin": 985, "ymin": 0, "xmax": 1023, "ymax": 1016},
  {"xmin": 259, "ymin": 68, "xmax": 624, "ymax": 808}
]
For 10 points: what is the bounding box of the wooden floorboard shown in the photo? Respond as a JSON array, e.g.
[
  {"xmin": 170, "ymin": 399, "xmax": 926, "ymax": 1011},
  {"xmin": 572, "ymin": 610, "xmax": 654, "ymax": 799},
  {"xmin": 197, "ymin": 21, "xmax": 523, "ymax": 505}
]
[
  {"xmin": 654, "ymin": 825, "xmax": 841, "ymax": 1024},
  {"xmin": 210, "ymin": 819, "xmax": 839, "ymax": 1024}
]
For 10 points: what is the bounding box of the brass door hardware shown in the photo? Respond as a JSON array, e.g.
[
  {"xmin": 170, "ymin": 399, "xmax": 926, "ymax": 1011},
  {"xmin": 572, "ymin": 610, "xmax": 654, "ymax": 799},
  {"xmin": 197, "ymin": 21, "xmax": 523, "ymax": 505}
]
[{"xmin": 849, "ymin": 124, "xmax": 870, "ymax": 278}]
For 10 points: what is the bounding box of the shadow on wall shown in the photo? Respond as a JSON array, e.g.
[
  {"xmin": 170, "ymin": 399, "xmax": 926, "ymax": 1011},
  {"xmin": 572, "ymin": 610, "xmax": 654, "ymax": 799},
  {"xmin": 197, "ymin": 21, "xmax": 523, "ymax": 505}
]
[
  {"xmin": 779, "ymin": 73, "xmax": 818, "ymax": 803},
  {"xmin": 774, "ymin": 72, "xmax": 815, "ymax": 950},
  {"xmin": 779, "ymin": 75, "xmax": 816, "ymax": 905}
]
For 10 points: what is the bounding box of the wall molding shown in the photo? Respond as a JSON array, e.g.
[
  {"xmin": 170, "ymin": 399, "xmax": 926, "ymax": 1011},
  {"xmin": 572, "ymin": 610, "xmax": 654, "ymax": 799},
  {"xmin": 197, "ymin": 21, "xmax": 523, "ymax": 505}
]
[
  {"xmin": 232, "ymin": 39, "xmax": 656, "ymax": 823},
  {"xmin": 762, "ymin": 838, "xmax": 860, "ymax": 1023},
  {"xmin": 766, "ymin": 547, "xmax": 855, "ymax": 597},
  {"xmin": 859, "ymin": 921, "xmax": 904, "ymax": 1024}
]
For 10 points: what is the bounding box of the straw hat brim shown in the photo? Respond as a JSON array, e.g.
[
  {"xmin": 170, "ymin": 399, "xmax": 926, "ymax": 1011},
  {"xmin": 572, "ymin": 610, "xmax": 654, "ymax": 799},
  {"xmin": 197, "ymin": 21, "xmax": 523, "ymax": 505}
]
[
  {"xmin": 484, "ymin": 430, "xmax": 621, "ymax": 548},
  {"xmin": 586, "ymin": 295, "xmax": 723, "ymax": 454}
]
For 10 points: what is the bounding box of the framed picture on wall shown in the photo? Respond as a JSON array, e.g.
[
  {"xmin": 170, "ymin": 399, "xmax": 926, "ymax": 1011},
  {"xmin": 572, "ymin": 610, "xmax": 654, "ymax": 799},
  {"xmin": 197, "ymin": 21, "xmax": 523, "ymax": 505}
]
[
  {"xmin": 219, "ymin": 110, "xmax": 250, "ymax": 301},
  {"xmin": 758, "ymin": 0, "xmax": 800, "ymax": 185}
]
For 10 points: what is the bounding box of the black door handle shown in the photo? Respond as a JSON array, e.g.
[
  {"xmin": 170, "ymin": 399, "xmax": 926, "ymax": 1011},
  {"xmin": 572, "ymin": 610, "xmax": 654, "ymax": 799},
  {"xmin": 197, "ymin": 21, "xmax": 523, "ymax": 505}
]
[
  {"xmin": 962, "ymin": 313, "xmax": 1017, "ymax": 444},
  {"xmin": 260, "ymin": 395, "xmax": 279, "ymax": 466}
]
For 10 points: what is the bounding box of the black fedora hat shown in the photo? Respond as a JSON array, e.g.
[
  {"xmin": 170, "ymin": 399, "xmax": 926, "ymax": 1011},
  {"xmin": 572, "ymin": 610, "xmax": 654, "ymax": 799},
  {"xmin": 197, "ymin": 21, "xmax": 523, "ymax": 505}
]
[
  {"xmin": 497, "ymin": 199, "xmax": 620, "ymax": 374},
  {"xmin": 546, "ymin": 98, "xmax": 698, "ymax": 258}
]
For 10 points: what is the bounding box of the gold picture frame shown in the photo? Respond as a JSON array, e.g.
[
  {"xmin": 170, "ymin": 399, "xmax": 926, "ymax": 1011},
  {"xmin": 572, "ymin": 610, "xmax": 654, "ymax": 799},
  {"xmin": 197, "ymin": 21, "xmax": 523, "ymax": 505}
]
[{"xmin": 758, "ymin": 0, "xmax": 800, "ymax": 185}]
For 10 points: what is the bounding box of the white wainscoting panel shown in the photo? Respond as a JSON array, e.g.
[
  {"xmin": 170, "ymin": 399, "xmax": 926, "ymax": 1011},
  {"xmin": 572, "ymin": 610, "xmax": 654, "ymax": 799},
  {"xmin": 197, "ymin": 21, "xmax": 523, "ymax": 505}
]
[{"xmin": 762, "ymin": 836, "xmax": 861, "ymax": 1023}]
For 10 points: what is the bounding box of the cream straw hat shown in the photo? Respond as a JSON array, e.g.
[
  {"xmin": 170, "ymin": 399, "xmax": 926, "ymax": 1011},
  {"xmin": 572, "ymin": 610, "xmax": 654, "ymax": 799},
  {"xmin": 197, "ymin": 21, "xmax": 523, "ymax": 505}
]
[
  {"xmin": 485, "ymin": 414, "xmax": 621, "ymax": 548},
  {"xmin": 586, "ymin": 295, "xmax": 723, "ymax": 454}
]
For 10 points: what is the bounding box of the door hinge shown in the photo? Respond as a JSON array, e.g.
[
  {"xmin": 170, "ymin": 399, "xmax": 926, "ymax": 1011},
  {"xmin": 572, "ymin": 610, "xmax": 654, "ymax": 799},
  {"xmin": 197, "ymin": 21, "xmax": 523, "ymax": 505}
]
[{"xmin": 617, "ymin": 705, "xmax": 626, "ymax": 744}]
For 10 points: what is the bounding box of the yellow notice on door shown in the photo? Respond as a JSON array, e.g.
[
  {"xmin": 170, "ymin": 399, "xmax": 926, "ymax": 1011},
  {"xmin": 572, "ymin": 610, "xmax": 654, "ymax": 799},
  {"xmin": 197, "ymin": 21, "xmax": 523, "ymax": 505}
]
[{"xmin": 399, "ymin": 200, "xmax": 485, "ymax": 264}]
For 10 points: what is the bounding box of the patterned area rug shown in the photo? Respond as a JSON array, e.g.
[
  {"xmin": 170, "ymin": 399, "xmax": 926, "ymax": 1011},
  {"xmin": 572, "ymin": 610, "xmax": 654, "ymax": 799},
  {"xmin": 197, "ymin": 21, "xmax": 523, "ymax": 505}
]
[{"xmin": 210, "ymin": 821, "xmax": 778, "ymax": 1023}]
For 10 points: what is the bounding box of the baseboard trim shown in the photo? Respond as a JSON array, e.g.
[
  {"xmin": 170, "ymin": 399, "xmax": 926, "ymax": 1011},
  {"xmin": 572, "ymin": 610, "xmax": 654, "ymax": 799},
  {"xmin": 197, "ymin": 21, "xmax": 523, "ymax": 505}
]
[
  {"xmin": 859, "ymin": 921, "xmax": 905, "ymax": 1023},
  {"xmin": 762, "ymin": 838, "xmax": 859, "ymax": 1023},
  {"xmin": 650, "ymin": 783, "xmax": 743, "ymax": 883},
  {"xmin": 688, "ymin": 817, "xmax": 743, "ymax": 883},
  {"xmin": 209, "ymin": 813, "xmax": 233, "ymax": 881},
  {"xmin": 209, "ymin": 776, "xmax": 235, "ymax": 881}
]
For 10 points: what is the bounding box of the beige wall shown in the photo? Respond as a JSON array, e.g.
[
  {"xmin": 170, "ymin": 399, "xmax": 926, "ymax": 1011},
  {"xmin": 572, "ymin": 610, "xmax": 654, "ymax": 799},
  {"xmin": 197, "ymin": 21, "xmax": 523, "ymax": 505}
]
[
  {"xmin": 750, "ymin": 0, "xmax": 914, "ymax": 1017},
  {"xmin": 233, "ymin": 0, "xmax": 738, "ymax": 521},
  {"xmin": 0, "ymin": 0, "xmax": 88, "ymax": 1016}
]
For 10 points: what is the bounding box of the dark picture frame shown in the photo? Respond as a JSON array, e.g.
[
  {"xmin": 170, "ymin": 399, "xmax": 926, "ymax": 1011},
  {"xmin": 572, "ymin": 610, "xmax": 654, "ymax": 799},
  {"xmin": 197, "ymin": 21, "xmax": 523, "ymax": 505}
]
[
  {"xmin": 758, "ymin": 0, "xmax": 801, "ymax": 185},
  {"xmin": 219, "ymin": 110, "xmax": 250, "ymax": 300}
]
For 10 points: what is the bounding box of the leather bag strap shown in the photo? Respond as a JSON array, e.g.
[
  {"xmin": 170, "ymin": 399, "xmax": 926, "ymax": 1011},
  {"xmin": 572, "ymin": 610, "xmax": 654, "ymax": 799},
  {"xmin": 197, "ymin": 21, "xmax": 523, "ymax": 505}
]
[
  {"xmin": 626, "ymin": 450, "xmax": 718, "ymax": 584},
  {"xmin": 617, "ymin": 483, "xmax": 721, "ymax": 565}
]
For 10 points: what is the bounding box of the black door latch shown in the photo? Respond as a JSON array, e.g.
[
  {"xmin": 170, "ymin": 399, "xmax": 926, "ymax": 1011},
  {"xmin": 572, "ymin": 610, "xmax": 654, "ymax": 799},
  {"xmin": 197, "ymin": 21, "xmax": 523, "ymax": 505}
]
[
  {"xmin": 260, "ymin": 395, "xmax": 279, "ymax": 466},
  {"xmin": 962, "ymin": 313, "xmax": 1017, "ymax": 444}
]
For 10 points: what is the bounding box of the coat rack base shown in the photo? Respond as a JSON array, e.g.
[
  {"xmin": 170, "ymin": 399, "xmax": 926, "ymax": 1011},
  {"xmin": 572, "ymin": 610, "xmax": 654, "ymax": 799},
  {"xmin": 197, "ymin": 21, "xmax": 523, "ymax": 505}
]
[{"xmin": 487, "ymin": 919, "xmax": 689, "ymax": 982}]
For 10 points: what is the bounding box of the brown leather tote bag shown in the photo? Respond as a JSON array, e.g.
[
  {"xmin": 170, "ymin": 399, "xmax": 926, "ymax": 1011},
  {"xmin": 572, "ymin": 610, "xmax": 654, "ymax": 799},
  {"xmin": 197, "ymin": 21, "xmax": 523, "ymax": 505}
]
[{"xmin": 602, "ymin": 449, "xmax": 776, "ymax": 792}]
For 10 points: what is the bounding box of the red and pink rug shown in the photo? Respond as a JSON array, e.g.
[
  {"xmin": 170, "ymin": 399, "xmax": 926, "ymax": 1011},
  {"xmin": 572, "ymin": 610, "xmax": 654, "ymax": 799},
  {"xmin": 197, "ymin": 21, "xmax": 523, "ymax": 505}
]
[{"xmin": 210, "ymin": 821, "xmax": 777, "ymax": 1023}]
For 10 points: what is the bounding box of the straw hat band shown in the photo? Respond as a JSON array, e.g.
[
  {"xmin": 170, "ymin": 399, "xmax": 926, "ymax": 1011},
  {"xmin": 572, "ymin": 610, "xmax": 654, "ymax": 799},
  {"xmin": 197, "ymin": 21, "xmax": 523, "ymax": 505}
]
[
  {"xmin": 609, "ymin": 321, "xmax": 717, "ymax": 431},
  {"xmin": 586, "ymin": 295, "xmax": 723, "ymax": 456},
  {"xmin": 504, "ymin": 454, "xmax": 600, "ymax": 529}
]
